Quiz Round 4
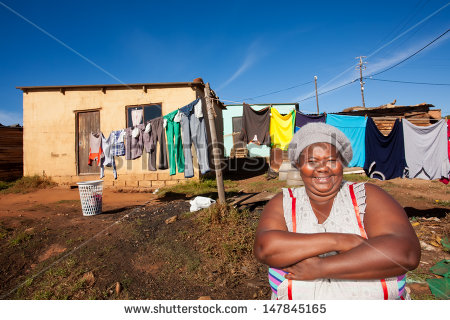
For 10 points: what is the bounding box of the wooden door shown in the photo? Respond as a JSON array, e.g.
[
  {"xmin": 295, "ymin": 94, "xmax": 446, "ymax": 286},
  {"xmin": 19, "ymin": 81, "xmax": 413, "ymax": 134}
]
[{"xmin": 77, "ymin": 111, "xmax": 100, "ymax": 175}]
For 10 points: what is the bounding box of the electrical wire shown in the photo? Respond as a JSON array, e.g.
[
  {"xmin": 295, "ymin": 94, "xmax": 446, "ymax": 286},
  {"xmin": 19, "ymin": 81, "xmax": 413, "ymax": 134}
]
[
  {"xmin": 241, "ymin": 80, "xmax": 314, "ymax": 101},
  {"xmin": 297, "ymin": 79, "xmax": 358, "ymax": 103},
  {"xmin": 368, "ymin": 29, "xmax": 450, "ymax": 77},
  {"xmin": 367, "ymin": 0, "xmax": 429, "ymax": 56},
  {"xmin": 367, "ymin": 77, "xmax": 450, "ymax": 86}
]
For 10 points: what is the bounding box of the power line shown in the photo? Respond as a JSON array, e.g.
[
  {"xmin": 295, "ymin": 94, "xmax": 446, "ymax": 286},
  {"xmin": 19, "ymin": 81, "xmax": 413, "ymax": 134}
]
[
  {"xmin": 221, "ymin": 7, "xmax": 450, "ymax": 107},
  {"xmin": 297, "ymin": 79, "xmax": 357, "ymax": 103},
  {"xmin": 311, "ymin": 3, "xmax": 450, "ymax": 98},
  {"xmin": 242, "ymin": 80, "xmax": 314, "ymax": 101},
  {"xmin": 366, "ymin": 0, "xmax": 429, "ymax": 55},
  {"xmin": 366, "ymin": 3, "xmax": 450, "ymax": 59},
  {"xmin": 368, "ymin": 29, "xmax": 450, "ymax": 77},
  {"xmin": 367, "ymin": 77, "xmax": 450, "ymax": 86}
]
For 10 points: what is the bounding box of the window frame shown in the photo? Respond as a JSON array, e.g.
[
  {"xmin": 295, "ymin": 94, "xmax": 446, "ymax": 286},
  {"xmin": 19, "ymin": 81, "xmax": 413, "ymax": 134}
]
[
  {"xmin": 125, "ymin": 103, "xmax": 162, "ymax": 128},
  {"xmin": 231, "ymin": 116, "xmax": 243, "ymax": 133}
]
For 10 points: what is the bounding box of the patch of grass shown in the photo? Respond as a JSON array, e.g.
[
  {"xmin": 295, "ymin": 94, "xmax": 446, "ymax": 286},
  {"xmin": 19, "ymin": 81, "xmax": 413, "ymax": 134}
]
[
  {"xmin": 1, "ymin": 175, "xmax": 56, "ymax": 194},
  {"xmin": 157, "ymin": 178, "xmax": 239, "ymax": 198},
  {"xmin": 9, "ymin": 231, "xmax": 32, "ymax": 246},
  {"xmin": 15, "ymin": 256, "xmax": 91, "ymax": 300},
  {"xmin": 343, "ymin": 173, "xmax": 371, "ymax": 182},
  {"xmin": 32, "ymin": 289, "xmax": 53, "ymax": 300},
  {"xmin": 410, "ymin": 293, "xmax": 437, "ymax": 300},
  {"xmin": 0, "ymin": 180, "xmax": 14, "ymax": 191},
  {"xmin": 0, "ymin": 225, "xmax": 8, "ymax": 240},
  {"xmin": 406, "ymin": 270, "xmax": 429, "ymax": 283},
  {"xmin": 434, "ymin": 200, "xmax": 450, "ymax": 207},
  {"xmin": 196, "ymin": 203, "xmax": 257, "ymax": 264}
]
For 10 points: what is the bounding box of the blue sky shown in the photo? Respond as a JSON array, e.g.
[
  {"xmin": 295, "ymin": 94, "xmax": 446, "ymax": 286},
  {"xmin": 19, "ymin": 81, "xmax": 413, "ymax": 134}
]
[{"xmin": 0, "ymin": 0, "xmax": 449, "ymax": 125}]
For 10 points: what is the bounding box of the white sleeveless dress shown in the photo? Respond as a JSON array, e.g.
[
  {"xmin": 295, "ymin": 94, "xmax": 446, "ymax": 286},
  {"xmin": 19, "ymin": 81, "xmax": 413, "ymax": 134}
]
[{"xmin": 269, "ymin": 182, "xmax": 408, "ymax": 300}]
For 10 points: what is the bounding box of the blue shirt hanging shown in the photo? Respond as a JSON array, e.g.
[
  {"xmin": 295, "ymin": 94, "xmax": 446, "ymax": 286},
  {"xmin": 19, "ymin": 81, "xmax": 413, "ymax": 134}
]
[{"xmin": 326, "ymin": 114, "xmax": 367, "ymax": 168}]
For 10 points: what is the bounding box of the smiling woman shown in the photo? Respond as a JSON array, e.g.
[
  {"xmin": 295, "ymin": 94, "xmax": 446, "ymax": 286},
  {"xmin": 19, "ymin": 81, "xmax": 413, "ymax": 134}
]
[{"xmin": 254, "ymin": 122, "xmax": 421, "ymax": 300}]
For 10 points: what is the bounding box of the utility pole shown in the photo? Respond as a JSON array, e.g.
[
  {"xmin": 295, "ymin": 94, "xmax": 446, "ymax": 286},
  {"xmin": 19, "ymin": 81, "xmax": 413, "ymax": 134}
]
[
  {"xmin": 356, "ymin": 56, "xmax": 367, "ymax": 108},
  {"xmin": 314, "ymin": 76, "xmax": 319, "ymax": 114},
  {"xmin": 204, "ymin": 83, "xmax": 226, "ymax": 204}
]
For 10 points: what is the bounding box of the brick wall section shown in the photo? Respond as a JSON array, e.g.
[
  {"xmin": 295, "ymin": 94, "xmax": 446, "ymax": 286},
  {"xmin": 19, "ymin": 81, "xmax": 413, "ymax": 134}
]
[
  {"xmin": 51, "ymin": 171, "xmax": 197, "ymax": 190},
  {"xmin": 0, "ymin": 127, "xmax": 23, "ymax": 181}
]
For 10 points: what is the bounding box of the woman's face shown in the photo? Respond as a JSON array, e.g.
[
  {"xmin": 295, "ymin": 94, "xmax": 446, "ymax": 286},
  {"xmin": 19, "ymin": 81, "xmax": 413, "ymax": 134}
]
[{"xmin": 297, "ymin": 143, "xmax": 343, "ymax": 198}]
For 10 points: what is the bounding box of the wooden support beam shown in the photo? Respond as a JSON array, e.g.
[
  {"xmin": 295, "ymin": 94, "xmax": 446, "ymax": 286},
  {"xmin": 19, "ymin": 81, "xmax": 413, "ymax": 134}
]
[
  {"xmin": 101, "ymin": 87, "xmax": 106, "ymax": 94},
  {"xmin": 60, "ymin": 88, "xmax": 65, "ymax": 95},
  {"xmin": 142, "ymin": 85, "xmax": 147, "ymax": 93},
  {"xmin": 204, "ymin": 83, "xmax": 225, "ymax": 204}
]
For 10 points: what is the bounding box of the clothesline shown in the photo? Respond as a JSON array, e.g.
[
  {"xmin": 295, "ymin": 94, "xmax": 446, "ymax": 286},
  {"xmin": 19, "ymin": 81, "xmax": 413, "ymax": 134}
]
[{"xmin": 88, "ymin": 98, "xmax": 211, "ymax": 181}]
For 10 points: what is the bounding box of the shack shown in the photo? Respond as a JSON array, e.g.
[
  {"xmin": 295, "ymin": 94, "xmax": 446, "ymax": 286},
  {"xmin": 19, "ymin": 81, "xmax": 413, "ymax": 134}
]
[
  {"xmin": 17, "ymin": 79, "xmax": 225, "ymax": 189},
  {"xmin": 338, "ymin": 101, "xmax": 442, "ymax": 135},
  {"xmin": 222, "ymin": 103, "xmax": 298, "ymax": 158},
  {"xmin": 0, "ymin": 124, "xmax": 23, "ymax": 181}
]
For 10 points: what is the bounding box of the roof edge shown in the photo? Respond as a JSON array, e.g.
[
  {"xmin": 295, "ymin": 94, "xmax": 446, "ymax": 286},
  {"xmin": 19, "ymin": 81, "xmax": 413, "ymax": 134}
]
[{"xmin": 16, "ymin": 81, "xmax": 204, "ymax": 91}]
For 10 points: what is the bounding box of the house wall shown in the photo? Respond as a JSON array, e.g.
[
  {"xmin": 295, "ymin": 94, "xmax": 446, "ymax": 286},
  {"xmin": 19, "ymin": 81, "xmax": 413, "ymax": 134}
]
[
  {"xmin": 22, "ymin": 86, "xmax": 217, "ymax": 188},
  {"xmin": 223, "ymin": 104, "xmax": 296, "ymax": 158}
]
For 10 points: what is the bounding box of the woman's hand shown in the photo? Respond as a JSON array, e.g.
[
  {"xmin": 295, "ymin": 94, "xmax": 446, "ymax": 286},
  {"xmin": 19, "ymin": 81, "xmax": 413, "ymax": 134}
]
[
  {"xmin": 336, "ymin": 233, "xmax": 367, "ymax": 253},
  {"xmin": 283, "ymin": 234, "xmax": 366, "ymax": 281},
  {"xmin": 284, "ymin": 256, "xmax": 323, "ymax": 281}
]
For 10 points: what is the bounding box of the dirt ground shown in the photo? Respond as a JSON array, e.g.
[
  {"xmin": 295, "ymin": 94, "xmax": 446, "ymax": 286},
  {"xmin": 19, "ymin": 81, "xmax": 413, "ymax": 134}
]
[{"xmin": 0, "ymin": 176, "xmax": 448, "ymax": 300}]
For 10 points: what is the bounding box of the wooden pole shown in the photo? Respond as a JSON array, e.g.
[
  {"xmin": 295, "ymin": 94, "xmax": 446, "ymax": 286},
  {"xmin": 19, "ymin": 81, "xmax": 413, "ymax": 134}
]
[
  {"xmin": 356, "ymin": 56, "xmax": 366, "ymax": 108},
  {"xmin": 204, "ymin": 83, "xmax": 226, "ymax": 204},
  {"xmin": 314, "ymin": 76, "xmax": 319, "ymax": 114}
]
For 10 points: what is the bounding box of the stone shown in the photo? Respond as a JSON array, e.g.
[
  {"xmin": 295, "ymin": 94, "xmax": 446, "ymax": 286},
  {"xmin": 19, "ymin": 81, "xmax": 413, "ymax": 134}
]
[
  {"xmin": 24, "ymin": 227, "xmax": 34, "ymax": 234},
  {"xmin": 81, "ymin": 271, "xmax": 95, "ymax": 287},
  {"xmin": 165, "ymin": 216, "xmax": 177, "ymax": 224},
  {"xmin": 115, "ymin": 282, "xmax": 122, "ymax": 294},
  {"xmin": 198, "ymin": 296, "xmax": 212, "ymax": 300},
  {"xmin": 420, "ymin": 240, "xmax": 437, "ymax": 251}
]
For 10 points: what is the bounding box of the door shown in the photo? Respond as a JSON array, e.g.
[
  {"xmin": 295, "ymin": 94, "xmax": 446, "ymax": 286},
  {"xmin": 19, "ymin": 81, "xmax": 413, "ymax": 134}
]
[{"xmin": 77, "ymin": 111, "xmax": 100, "ymax": 175}]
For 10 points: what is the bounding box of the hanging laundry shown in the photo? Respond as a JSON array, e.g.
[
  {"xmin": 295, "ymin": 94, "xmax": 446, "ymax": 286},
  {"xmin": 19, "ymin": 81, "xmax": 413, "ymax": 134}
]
[
  {"xmin": 270, "ymin": 108, "xmax": 295, "ymax": 151},
  {"xmin": 239, "ymin": 103, "xmax": 271, "ymax": 146},
  {"xmin": 144, "ymin": 117, "xmax": 168, "ymax": 171},
  {"xmin": 294, "ymin": 112, "xmax": 326, "ymax": 133},
  {"xmin": 178, "ymin": 98, "xmax": 210, "ymax": 178},
  {"xmin": 326, "ymin": 114, "xmax": 367, "ymax": 168},
  {"xmin": 110, "ymin": 129, "xmax": 125, "ymax": 157},
  {"xmin": 403, "ymin": 119, "xmax": 450, "ymax": 180},
  {"xmin": 440, "ymin": 119, "xmax": 450, "ymax": 184},
  {"xmin": 125, "ymin": 124, "xmax": 144, "ymax": 160},
  {"xmin": 164, "ymin": 110, "xmax": 185, "ymax": 175},
  {"xmin": 100, "ymin": 133, "xmax": 118, "ymax": 179},
  {"xmin": 364, "ymin": 118, "xmax": 406, "ymax": 180},
  {"xmin": 88, "ymin": 132, "xmax": 103, "ymax": 166},
  {"xmin": 131, "ymin": 108, "xmax": 143, "ymax": 127}
]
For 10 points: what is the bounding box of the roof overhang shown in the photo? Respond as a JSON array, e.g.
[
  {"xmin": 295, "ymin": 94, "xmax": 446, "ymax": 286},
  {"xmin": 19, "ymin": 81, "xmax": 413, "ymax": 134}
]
[{"xmin": 16, "ymin": 81, "xmax": 204, "ymax": 93}]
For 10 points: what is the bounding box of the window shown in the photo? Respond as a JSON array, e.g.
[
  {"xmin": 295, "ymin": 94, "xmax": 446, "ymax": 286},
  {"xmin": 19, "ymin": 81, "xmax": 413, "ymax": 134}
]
[
  {"xmin": 126, "ymin": 104, "xmax": 162, "ymax": 127},
  {"xmin": 232, "ymin": 116, "xmax": 243, "ymax": 133}
]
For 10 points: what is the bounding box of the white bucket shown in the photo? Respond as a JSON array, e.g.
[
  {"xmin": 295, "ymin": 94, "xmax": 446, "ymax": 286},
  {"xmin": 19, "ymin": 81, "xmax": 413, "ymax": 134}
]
[{"xmin": 76, "ymin": 180, "xmax": 103, "ymax": 216}]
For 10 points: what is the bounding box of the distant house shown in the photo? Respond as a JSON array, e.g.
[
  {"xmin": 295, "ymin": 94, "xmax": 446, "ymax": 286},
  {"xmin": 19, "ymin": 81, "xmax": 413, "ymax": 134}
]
[
  {"xmin": 17, "ymin": 79, "xmax": 225, "ymax": 188},
  {"xmin": 222, "ymin": 103, "xmax": 298, "ymax": 159},
  {"xmin": 0, "ymin": 124, "xmax": 23, "ymax": 181},
  {"xmin": 338, "ymin": 102, "xmax": 442, "ymax": 135}
]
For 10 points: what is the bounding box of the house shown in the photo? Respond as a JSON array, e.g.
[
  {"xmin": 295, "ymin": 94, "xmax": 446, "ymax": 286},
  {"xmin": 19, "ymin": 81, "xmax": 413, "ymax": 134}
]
[
  {"xmin": 17, "ymin": 79, "xmax": 225, "ymax": 189},
  {"xmin": 338, "ymin": 102, "xmax": 442, "ymax": 135},
  {"xmin": 222, "ymin": 103, "xmax": 298, "ymax": 158}
]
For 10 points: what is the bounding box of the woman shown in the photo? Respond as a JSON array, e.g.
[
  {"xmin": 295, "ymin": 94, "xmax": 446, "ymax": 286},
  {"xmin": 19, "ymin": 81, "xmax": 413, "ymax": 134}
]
[{"xmin": 254, "ymin": 123, "xmax": 420, "ymax": 300}]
